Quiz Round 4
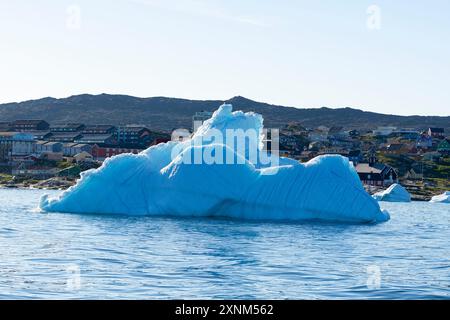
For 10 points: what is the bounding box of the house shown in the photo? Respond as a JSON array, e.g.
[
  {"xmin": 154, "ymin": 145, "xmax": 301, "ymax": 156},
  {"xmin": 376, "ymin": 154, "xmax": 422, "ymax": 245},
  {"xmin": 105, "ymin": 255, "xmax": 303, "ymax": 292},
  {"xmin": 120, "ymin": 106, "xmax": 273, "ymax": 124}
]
[
  {"xmin": 62, "ymin": 143, "xmax": 93, "ymax": 157},
  {"xmin": 116, "ymin": 126, "xmax": 153, "ymax": 147},
  {"xmin": 391, "ymin": 130, "xmax": 419, "ymax": 141},
  {"xmin": 10, "ymin": 133, "xmax": 35, "ymax": 157},
  {"xmin": 279, "ymin": 133, "xmax": 303, "ymax": 153},
  {"xmin": 308, "ymin": 128, "xmax": 328, "ymax": 142},
  {"xmin": 355, "ymin": 162, "xmax": 398, "ymax": 186},
  {"xmin": 35, "ymin": 141, "xmax": 63, "ymax": 154},
  {"xmin": 0, "ymin": 122, "xmax": 11, "ymax": 131},
  {"xmin": 11, "ymin": 166, "xmax": 59, "ymax": 179},
  {"xmin": 348, "ymin": 129, "xmax": 361, "ymax": 137},
  {"xmin": 50, "ymin": 123, "xmax": 85, "ymax": 132},
  {"xmin": 385, "ymin": 143, "xmax": 405, "ymax": 154},
  {"xmin": 10, "ymin": 120, "xmax": 50, "ymax": 131},
  {"xmin": 74, "ymin": 134, "xmax": 116, "ymax": 145},
  {"xmin": 428, "ymin": 127, "xmax": 445, "ymax": 138},
  {"xmin": 82, "ymin": 125, "xmax": 116, "ymax": 135},
  {"xmin": 193, "ymin": 111, "xmax": 213, "ymax": 132},
  {"xmin": 327, "ymin": 126, "xmax": 348, "ymax": 140},
  {"xmin": 91, "ymin": 144, "xmax": 144, "ymax": 161},
  {"xmin": 437, "ymin": 139, "xmax": 450, "ymax": 154},
  {"xmin": 308, "ymin": 141, "xmax": 327, "ymax": 151},
  {"xmin": 373, "ymin": 126, "xmax": 397, "ymax": 136},
  {"xmin": 0, "ymin": 132, "xmax": 36, "ymax": 160},
  {"xmin": 404, "ymin": 169, "xmax": 423, "ymax": 180},
  {"xmin": 74, "ymin": 151, "xmax": 94, "ymax": 163},
  {"xmin": 0, "ymin": 132, "xmax": 14, "ymax": 162},
  {"xmin": 23, "ymin": 131, "xmax": 53, "ymax": 140},
  {"xmin": 348, "ymin": 150, "xmax": 363, "ymax": 164},
  {"xmin": 416, "ymin": 134, "xmax": 433, "ymax": 149},
  {"xmin": 47, "ymin": 132, "xmax": 83, "ymax": 143},
  {"xmin": 39, "ymin": 152, "xmax": 63, "ymax": 161}
]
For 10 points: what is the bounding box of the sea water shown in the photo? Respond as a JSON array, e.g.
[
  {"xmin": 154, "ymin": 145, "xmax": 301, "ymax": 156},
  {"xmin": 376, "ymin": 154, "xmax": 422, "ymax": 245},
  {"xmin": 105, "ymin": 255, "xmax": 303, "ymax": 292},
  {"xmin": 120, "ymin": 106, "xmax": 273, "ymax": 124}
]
[{"xmin": 0, "ymin": 188, "xmax": 449, "ymax": 299}]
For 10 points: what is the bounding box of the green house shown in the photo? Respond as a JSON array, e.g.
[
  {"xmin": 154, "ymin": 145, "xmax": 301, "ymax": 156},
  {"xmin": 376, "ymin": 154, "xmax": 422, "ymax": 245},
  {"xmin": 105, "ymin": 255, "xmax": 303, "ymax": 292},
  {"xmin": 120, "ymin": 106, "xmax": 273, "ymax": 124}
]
[{"xmin": 437, "ymin": 139, "xmax": 450, "ymax": 153}]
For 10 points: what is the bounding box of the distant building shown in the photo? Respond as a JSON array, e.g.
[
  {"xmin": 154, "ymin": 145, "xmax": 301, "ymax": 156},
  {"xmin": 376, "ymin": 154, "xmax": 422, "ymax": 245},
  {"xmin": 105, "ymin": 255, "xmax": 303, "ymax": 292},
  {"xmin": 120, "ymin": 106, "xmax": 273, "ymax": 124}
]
[
  {"xmin": 193, "ymin": 111, "xmax": 213, "ymax": 133},
  {"xmin": 11, "ymin": 166, "xmax": 59, "ymax": 179},
  {"xmin": 308, "ymin": 128, "xmax": 328, "ymax": 142},
  {"xmin": 47, "ymin": 132, "xmax": 83, "ymax": 143},
  {"xmin": 10, "ymin": 120, "xmax": 49, "ymax": 131},
  {"xmin": 75, "ymin": 134, "xmax": 116, "ymax": 145},
  {"xmin": 428, "ymin": 127, "xmax": 445, "ymax": 138},
  {"xmin": 82, "ymin": 125, "xmax": 116, "ymax": 135},
  {"xmin": 348, "ymin": 130, "xmax": 361, "ymax": 137},
  {"xmin": 74, "ymin": 151, "xmax": 94, "ymax": 163},
  {"xmin": 116, "ymin": 126, "xmax": 153, "ymax": 147},
  {"xmin": 355, "ymin": 151, "xmax": 398, "ymax": 186},
  {"xmin": 384, "ymin": 143, "xmax": 404, "ymax": 154},
  {"xmin": 437, "ymin": 139, "xmax": 450, "ymax": 154},
  {"xmin": 0, "ymin": 132, "xmax": 35, "ymax": 160},
  {"xmin": 35, "ymin": 141, "xmax": 63, "ymax": 154},
  {"xmin": 416, "ymin": 134, "xmax": 433, "ymax": 149},
  {"xmin": 373, "ymin": 126, "xmax": 397, "ymax": 136},
  {"xmin": 23, "ymin": 131, "xmax": 53, "ymax": 140},
  {"xmin": 91, "ymin": 144, "xmax": 144, "ymax": 161},
  {"xmin": 50, "ymin": 123, "xmax": 85, "ymax": 132},
  {"xmin": 0, "ymin": 122, "xmax": 11, "ymax": 132},
  {"xmin": 327, "ymin": 126, "xmax": 348, "ymax": 140},
  {"xmin": 62, "ymin": 143, "xmax": 92, "ymax": 157},
  {"xmin": 355, "ymin": 163, "xmax": 398, "ymax": 186},
  {"xmin": 404, "ymin": 169, "xmax": 423, "ymax": 180}
]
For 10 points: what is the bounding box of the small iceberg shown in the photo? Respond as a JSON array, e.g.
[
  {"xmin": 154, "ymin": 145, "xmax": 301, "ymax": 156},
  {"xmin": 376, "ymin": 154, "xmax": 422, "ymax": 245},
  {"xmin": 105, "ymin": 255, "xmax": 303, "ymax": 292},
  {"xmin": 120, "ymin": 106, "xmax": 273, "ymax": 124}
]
[
  {"xmin": 40, "ymin": 104, "xmax": 389, "ymax": 223},
  {"xmin": 372, "ymin": 183, "xmax": 411, "ymax": 202},
  {"xmin": 429, "ymin": 191, "xmax": 450, "ymax": 203}
]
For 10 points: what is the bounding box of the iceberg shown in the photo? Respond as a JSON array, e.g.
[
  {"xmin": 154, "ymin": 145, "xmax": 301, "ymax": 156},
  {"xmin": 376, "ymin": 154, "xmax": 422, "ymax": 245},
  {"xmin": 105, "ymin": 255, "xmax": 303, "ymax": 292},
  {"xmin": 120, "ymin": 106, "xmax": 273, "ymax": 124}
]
[
  {"xmin": 40, "ymin": 104, "xmax": 389, "ymax": 223},
  {"xmin": 372, "ymin": 183, "xmax": 411, "ymax": 202},
  {"xmin": 429, "ymin": 191, "xmax": 450, "ymax": 203}
]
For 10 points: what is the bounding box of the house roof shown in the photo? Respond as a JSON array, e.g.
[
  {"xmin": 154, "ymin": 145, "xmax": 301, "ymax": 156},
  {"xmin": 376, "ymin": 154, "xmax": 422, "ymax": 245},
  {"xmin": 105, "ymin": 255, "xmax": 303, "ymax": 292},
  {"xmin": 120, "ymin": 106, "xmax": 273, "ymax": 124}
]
[
  {"xmin": 49, "ymin": 132, "xmax": 83, "ymax": 138},
  {"xmin": 50, "ymin": 123, "xmax": 85, "ymax": 130},
  {"xmin": 12, "ymin": 120, "xmax": 47, "ymax": 125},
  {"xmin": 355, "ymin": 163, "xmax": 382, "ymax": 174},
  {"xmin": 76, "ymin": 134, "xmax": 114, "ymax": 142},
  {"xmin": 0, "ymin": 131, "xmax": 17, "ymax": 137},
  {"xmin": 83, "ymin": 125, "xmax": 116, "ymax": 131},
  {"xmin": 118, "ymin": 126, "xmax": 149, "ymax": 133},
  {"xmin": 429, "ymin": 127, "xmax": 444, "ymax": 133}
]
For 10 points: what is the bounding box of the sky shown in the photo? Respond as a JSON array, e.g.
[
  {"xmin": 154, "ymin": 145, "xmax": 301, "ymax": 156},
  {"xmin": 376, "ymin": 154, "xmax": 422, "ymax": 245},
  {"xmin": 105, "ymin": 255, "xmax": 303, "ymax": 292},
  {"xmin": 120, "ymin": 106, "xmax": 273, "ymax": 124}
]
[{"xmin": 0, "ymin": 0, "xmax": 449, "ymax": 116}]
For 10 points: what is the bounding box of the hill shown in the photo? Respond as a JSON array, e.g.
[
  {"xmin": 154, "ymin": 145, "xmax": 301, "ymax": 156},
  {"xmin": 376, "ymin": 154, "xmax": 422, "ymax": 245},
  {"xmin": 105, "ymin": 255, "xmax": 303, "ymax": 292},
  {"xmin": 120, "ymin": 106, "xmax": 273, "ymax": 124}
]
[{"xmin": 0, "ymin": 94, "xmax": 448, "ymax": 132}]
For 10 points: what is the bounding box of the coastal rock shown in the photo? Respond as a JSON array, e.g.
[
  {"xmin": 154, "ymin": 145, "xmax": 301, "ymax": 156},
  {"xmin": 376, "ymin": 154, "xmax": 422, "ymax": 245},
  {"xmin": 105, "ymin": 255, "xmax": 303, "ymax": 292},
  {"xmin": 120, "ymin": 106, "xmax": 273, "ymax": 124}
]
[
  {"xmin": 372, "ymin": 184, "xmax": 411, "ymax": 203},
  {"xmin": 40, "ymin": 104, "xmax": 389, "ymax": 223},
  {"xmin": 430, "ymin": 191, "xmax": 450, "ymax": 203}
]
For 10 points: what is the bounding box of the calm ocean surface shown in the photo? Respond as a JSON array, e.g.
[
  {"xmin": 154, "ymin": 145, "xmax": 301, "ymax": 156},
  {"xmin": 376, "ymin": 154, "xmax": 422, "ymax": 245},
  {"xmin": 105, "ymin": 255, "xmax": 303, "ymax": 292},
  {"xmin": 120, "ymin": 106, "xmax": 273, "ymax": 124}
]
[{"xmin": 0, "ymin": 188, "xmax": 449, "ymax": 299}]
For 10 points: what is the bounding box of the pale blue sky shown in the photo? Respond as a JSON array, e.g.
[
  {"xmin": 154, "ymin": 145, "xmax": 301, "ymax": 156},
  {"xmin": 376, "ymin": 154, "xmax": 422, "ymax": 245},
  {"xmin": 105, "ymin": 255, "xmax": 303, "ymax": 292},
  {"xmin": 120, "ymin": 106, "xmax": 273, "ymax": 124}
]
[{"xmin": 0, "ymin": 0, "xmax": 449, "ymax": 115}]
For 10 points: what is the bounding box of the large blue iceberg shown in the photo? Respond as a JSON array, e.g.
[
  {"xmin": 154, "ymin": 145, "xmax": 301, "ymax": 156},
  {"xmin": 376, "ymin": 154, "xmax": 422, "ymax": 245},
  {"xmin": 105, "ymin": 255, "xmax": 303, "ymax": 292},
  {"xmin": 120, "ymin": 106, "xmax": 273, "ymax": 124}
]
[{"xmin": 40, "ymin": 104, "xmax": 389, "ymax": 223}]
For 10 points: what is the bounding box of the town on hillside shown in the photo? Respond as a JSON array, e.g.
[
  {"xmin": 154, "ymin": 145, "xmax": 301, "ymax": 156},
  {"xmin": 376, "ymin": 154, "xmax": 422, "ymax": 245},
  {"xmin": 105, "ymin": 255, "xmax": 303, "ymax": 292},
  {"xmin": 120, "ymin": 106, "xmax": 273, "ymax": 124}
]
[{"xmin": 0, "ymin": 113, "xmax": 449, "ymax": 200}]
